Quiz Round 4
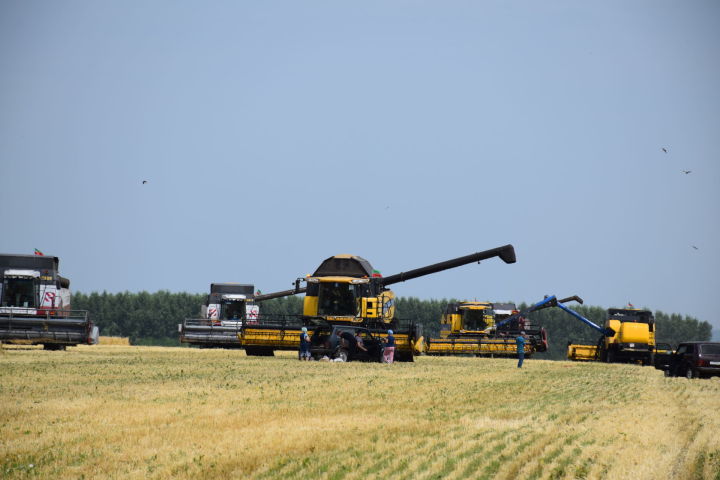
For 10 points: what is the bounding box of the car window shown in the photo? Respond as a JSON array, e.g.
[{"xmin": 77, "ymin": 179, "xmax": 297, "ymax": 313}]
[
  {"xmin": 700, "ymin": 344, "xmax": 720, "ymax": 355},
  {"xmin": 676, "ymin": 345, "xmax": 687, "ymax": 355}
]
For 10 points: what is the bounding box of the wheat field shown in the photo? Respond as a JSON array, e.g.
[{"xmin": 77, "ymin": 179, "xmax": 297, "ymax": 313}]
[{"xmin": 1, "ymin": 345, "xmax": 718, "ymax": 479}]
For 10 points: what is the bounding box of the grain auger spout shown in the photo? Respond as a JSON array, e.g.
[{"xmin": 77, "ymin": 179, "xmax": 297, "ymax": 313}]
[
  {"xmin": 254, "ymin": 281, "xmax": 307, "ymax": 302},
  {"xmin": 380, "ymin": 244, "xmax": 516, "ymax": 286}
]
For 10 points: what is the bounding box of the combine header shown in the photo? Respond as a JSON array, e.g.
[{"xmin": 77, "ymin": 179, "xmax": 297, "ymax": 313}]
[
  {"xmin": 425, "ymin": 295, "xmax": 583, "ymax": 357},
  {"xmin": 0, "ymin": 253, "xmax": 98, "ymax": 350},
  {"xmin": 237, "ymin": 244, "xmax": 518, "ymax": 360}
]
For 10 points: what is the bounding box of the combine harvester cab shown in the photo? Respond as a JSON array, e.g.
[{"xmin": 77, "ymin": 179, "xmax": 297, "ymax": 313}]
[
  {"xmin": 426, "ymin": 295, "xmax": 582, "ymax": 357},
  {"xmin": 240, "ymin": 244, "xmax": 517, "ymax": 361},
  {"xmin": 0, "ymin": 253, "xmax": 98, "ymax": 350},
  {"xmin": 564, "ymin": 305, "xmax": 656, "ymax": 365}
]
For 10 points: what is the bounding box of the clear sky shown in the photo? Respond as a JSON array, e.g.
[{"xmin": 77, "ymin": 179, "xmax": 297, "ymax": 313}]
[{"xmin": 1, "ymin": 1, "xmax": 718, "ymax": 336}]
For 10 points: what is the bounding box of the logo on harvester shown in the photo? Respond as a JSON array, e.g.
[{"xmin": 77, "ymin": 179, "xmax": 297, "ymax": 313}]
[
  {"xmin": 382, "ymin": 299, "xmax": 394, "ymax": 314},
  {"xmin": 43, "ymin": 292, "xmax": 56, "ymax": 306}
]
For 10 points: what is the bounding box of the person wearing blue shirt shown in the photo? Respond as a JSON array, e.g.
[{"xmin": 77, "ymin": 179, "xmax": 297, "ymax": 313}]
[{"xmin": 516, "ymin": 331, "xmax": 526, "ymax": 368}]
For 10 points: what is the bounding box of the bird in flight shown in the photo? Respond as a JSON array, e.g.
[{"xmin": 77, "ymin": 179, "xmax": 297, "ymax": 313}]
[
  {"xmin": 662, "ymin": 147, "xmax": 668, "ymax": 153},
  {"xmin": 691, "ymin": 245, "xmax": 699, "ymax": 250},
  {"xmin": 142, "ymin": 180, "xmax": 148, "ymax": 184},
  {"xmin": 681, "ymin": 170, "xmax": 691, "ymax": 174}
]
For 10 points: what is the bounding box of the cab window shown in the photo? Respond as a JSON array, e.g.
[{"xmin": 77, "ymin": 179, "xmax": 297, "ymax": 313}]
[
  {"xmin": 699, "ymin": 344, "xmax": 720, "ymax": 355},
  {"xmin": 318, "ymin": 283, "xmax": 358, "ymax": 316},
  {"xmin": 2, "ymin": 279, "xmax": 37, "ymax": 308}
]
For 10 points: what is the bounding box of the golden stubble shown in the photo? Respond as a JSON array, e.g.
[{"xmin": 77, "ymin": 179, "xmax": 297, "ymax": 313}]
[{"xmin": 1, "ymin": 346, "xmax": 718, "ymax": 479}]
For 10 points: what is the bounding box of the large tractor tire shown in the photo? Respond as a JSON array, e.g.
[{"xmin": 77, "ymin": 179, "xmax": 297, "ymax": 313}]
[
  {"xmin": 335, "ymin": 349, "xmax": 349, "ymax": 362},
  {"xmin": 394, "ymin": 351, "xmax": 415, "ymax": 362},
  {"xmin": 244, "ymin": 347, "xmax": 275, "ymax": 356},
  {"xmin": 605, "ymin": 349, "xmax": 616, "ymax": 363}
]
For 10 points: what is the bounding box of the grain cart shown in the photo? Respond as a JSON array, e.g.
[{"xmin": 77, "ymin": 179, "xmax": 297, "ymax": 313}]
[
  {"xmin": 0, "ymin": 253, "xmax": 98, "ymax": 350},
  {"xmin": 564, "ymin": 306, "xmax": 655, "ymax": 364},
  {"xmin": 238, "ymin": 244, "xmax": 517, "ymax": 361},
  {"xmin": 179, "ymin": 283, "xmax": 305, "ymax": 348},
  {"xmin": 425, "ymin": 295, "xmax": 582, "ymax": 357}
]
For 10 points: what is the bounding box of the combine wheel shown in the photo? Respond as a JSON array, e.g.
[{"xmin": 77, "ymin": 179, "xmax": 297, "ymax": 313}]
[
  {"xmin": 335, "ymin": 349, "xmax": 348, "ymax": 362},
  {"xmin": 646, "ymin": 353, "xmax": 655, "ymax": 367},
  {"xmin": 394, "ymin": 351, "xmax": 415, "ymax": 363},
  {"xmin": 244, "ymin": 347, "xmax": 275, "ymax": 357},
  {"xmin": 43, "ymin": 344, "xmax": 66, "ymax": 351}
]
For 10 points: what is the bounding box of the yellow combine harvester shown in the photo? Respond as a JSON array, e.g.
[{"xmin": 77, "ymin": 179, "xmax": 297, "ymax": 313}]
[
  {"xmin": 237, "ymin": 244, "xmax": 517, "ymax": 361},
  {"xmin": 425, "ymin": 295, "xmax": 582, "ymax": 357},
  {"xmin": 564, "ymin": 307, "xmax": 656, "ymax": 365}
]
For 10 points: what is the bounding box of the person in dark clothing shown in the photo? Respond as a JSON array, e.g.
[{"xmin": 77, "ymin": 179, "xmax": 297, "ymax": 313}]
[
  {"xmin": 339, "ymin": 331, "xmax": 358, "ymax": 355},
  {"xmin": 383, "ymin": 329, "xmax": 396, "ymax": 363},
  {"xmin": 516, "ymin": 331, "xmax": 526, "ymax": 368}
]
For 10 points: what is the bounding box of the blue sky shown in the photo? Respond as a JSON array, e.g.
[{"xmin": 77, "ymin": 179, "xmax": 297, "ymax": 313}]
[{"xmin": 1, "ymin": 1, "xmax": 718, "ymax": 337}]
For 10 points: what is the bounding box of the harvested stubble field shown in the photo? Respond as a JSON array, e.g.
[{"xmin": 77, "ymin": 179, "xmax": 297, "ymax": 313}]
[{"xmin": 1, "ymin": 346, "xmax": 719, "ymax": 480}]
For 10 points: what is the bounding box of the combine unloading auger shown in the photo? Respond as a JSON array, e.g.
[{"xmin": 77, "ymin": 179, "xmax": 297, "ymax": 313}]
[{"xmin": 380, "ymin": 245, "xmax": 516, "ymax": 286}]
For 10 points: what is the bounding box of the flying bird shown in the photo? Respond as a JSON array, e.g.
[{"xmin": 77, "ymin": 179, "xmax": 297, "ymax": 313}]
[
  {"xmin": 662, "ymin": 148, "xmax": 668, "ymax": 153},
  {"xmin": 681, "ymin": 170, "xmax": 691, "ymax": 174},
  {"xmin": 142, "ymin": 180, "xmax": 148, "ymax": 184},
  {"xmin": 692, "ymin": 245, "xmax": 699, "ymax": 250}
]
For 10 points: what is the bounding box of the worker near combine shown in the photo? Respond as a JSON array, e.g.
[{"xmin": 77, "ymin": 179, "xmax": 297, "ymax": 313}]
[
  {"xmin": 299, "ymin": 327, "xmax": 311, "ymax": 361},
  {"xmin": 516, "ymin": 331, "xmax": 526, "ymax": 368},
  {"xmin": 354, "ymin": 332, "xmax": 368, "ymax": 353},
  {"xmin": 339, "ymin": 330, "xmax": 359, "ymax": 355},
  {"xmin": 383, "ymin": 330, "xmax": 396, "ymax": 364}
]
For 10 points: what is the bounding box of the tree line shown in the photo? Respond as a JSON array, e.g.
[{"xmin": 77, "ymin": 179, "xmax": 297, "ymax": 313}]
[{"xmin": 73, "ymin": 291, "xmax": 712, "ymax": 358}]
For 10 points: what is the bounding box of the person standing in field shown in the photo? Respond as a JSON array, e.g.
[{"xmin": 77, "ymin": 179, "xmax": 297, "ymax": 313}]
[
  {"xmin": 383, "ymin": 329, "xmax": 396, "ymax": 364},
  {"xmin": 516, "ymin": 331, "xmax": 526, "ymax": 368},
  {"xmin": 299, "ymin": 327, "xmax": 311, "ymax": 361}
]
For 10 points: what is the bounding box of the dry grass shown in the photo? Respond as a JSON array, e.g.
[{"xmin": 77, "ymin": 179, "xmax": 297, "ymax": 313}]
[{"xmin": 1, "ymin": 346, "xmax": 719, "ymax": 479}]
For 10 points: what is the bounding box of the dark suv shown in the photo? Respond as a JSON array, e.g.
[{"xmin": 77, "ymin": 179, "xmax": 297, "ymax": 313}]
[
  {"xmin": 665, "ymin": 342, "xmax": 720, "ymax": 379},
  {"xmin": 309, "ymin": 325, "xmax": 384, "ymax": 362}
]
